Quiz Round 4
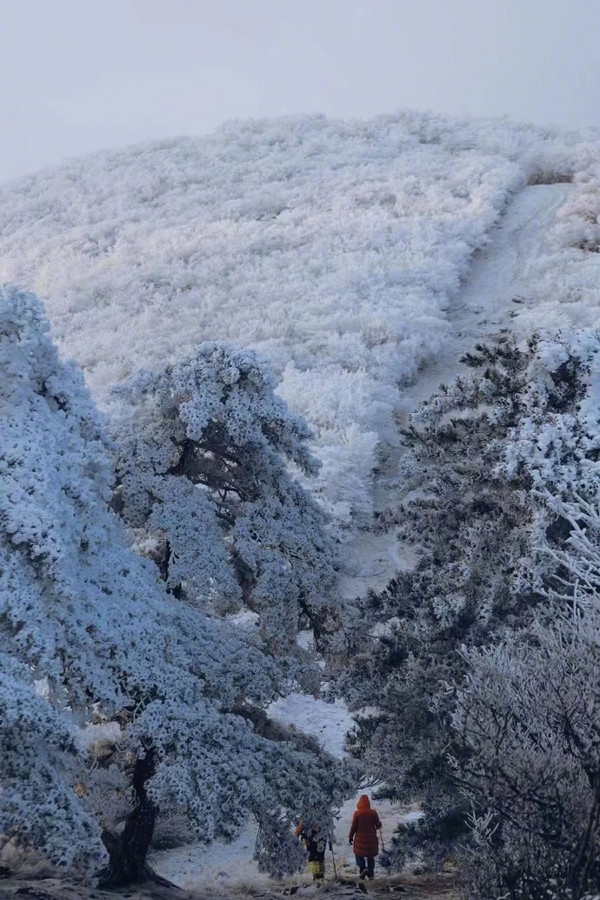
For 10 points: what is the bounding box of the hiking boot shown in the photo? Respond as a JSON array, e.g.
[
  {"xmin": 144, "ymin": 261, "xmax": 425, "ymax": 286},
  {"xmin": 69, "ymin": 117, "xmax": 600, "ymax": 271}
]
[{"xmin": 359, "ymin": 868, "xmax": 368, "ymax": 880}]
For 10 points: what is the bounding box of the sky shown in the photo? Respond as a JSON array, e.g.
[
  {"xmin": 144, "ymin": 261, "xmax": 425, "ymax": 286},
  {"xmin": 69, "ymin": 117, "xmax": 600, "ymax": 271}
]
[{"xmin": 2, "ymin": 0, "xmax": 600, "ymax": 185}]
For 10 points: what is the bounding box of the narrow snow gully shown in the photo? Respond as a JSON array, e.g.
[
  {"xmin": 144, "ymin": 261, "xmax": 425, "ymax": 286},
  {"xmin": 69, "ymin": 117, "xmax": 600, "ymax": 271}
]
[{"xmin": 339, "ymin": 181, "xmax": 573, "ymax": 600}]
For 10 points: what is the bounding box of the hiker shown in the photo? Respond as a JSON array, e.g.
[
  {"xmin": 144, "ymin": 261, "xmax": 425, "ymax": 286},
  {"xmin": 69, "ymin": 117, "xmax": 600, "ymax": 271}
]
[
  {"xmin": 348, "ymin": 794, "xmax": 382, "ymax": 880},
  {"xmin": 295, "ymin": 820, "xmax": 329, "ymax": 880}
]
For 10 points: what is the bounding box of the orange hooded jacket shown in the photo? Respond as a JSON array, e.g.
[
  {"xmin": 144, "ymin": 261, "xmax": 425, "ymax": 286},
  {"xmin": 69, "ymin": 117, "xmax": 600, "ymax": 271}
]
[{"xmin": 348, "ymin": 795, "xmax": 382, "ymax": 857}]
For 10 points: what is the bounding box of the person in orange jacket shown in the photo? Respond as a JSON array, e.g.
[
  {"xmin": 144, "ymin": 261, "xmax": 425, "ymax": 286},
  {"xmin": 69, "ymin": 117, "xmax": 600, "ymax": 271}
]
[{"xmin": 348, "ymin": 794, "xmax": 382, "ymax": 879}]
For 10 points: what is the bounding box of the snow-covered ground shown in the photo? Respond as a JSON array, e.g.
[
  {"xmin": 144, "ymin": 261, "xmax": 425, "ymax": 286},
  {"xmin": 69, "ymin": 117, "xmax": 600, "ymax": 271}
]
[{"xmin": 398, "ymin": 181, "xmax": 575, "ymax": 410}]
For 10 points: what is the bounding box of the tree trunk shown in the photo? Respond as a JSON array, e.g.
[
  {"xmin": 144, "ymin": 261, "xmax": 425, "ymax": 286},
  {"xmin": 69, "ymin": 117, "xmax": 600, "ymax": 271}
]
[{"xmin": 99, "ymin": 746, "xmax": 160, "ymax": 887}]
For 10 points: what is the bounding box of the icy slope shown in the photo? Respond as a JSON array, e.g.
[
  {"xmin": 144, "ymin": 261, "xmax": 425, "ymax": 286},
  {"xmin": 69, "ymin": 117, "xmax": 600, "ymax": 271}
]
[{"xmin": 0, "ymin": 112, "xmax": 595, "ymax": 520}]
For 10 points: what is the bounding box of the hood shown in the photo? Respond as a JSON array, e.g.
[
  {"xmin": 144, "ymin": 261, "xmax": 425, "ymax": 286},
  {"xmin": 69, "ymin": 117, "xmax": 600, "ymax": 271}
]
[{"xmin": 357, "ymin": 794, "xmax": 371, "ymax": 809}]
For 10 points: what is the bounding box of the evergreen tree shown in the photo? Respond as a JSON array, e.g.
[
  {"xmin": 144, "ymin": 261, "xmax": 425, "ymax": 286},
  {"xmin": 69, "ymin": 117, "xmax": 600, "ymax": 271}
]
[
  {"xmin": 111, "ymin": 343, "xmax": 340, "ymax": 668},
  {"xmin": 0, "ymin": 286, "xmax": 353, "ymax": 884},
  {"xmin": 337, "ymin": 333, "xmax": 595, "ymax": 867},
  {"xmin": 452, "ymin": 330, "xmax": 600, "ymax": 899}
]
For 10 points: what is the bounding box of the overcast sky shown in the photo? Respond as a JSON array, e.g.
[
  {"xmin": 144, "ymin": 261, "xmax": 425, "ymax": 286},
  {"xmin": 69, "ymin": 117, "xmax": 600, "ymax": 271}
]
[{"xmin": 2, "ymin": 0, "xmax": 599, "ymax": 184}]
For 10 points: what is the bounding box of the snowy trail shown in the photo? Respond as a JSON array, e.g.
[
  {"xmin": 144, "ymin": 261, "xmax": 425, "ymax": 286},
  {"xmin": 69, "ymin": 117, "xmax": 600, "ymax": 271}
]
[
  {"xmin": 338, "ymin": 182, "xmax": 573, "ymax": 600},
  {"xmin": 151, "ymin": 690, "xmax": 420, "ymax": 889},
  {"xmin": 397, "ymin": 181, "xmax": 573, "ymax": 412},
  {"xmin": 151, "ymin": 183, "xmax": 573, "ymax": 892}
]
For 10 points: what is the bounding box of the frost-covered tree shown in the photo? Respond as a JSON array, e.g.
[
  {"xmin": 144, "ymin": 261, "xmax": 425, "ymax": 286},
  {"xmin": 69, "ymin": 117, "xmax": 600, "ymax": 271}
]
[
  {"xmin": 336, "ymin": 337, "xmax": 544, "ymax": 865},
  {"xmin": 0, "ymin": 655, "xmax": 102, "ymax": 872},
  {"xmin": 454, "ymin": 496, "xmax": 600, "ymax": 899},
  {"xmin": 337, "ymin": 332, "xmax": 600, "ymax": 868},
  {"xmin": 111, "ymin": 343, "xmax": 340, "ymax": 661},
  {"xmin": 0, "ymin": 286, "xmax": 353, "ymax": 885},
  {"xmin": 451, "ymin": 331, "xmax": 600, "ymax": 899},
  {"xmin": 453, "ymin": 622, "xmax": 600, "ymax": 899}
]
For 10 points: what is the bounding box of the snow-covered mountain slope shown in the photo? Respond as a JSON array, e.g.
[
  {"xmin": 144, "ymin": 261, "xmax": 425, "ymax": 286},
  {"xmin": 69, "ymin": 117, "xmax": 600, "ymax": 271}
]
[
  {"xmin": 1, "ymin": 112, "xmax": 599, "ymax": 521},
  {"xmin": 337, "ymin": 180, "xmax": 589, "ymax": 598},
  {"xmin": 3, "ymin": 112, "xmax": 600, "ymax": 896}
]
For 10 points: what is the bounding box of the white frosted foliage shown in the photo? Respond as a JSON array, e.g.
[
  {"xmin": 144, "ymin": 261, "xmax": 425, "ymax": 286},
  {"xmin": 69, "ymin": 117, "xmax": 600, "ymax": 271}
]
[
  {"xmin": 3, "ymin": 112, "xmax": 592, "ymax": 518},
  {"xmin": 0, "ymin": 287, "xmax": 352, "ymax": 875},
  {"xmin": 113, "ymin": 342, "xmax": 340, "ymax": 658}
]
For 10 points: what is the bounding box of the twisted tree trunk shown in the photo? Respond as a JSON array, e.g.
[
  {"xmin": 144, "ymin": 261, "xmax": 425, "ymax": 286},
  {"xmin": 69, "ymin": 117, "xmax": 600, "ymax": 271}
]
[{"xmin": 99, "ymin": 746, "xmax": 162, "ymax": 887}]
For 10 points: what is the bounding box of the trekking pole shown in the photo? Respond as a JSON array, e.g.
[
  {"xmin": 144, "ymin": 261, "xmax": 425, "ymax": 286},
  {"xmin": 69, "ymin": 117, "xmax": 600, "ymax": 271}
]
[
  {"xmin": 378, "ymin": 827, "xmax": 392, "ymax": 872},
  {"xmin": 329, "ymin": 841, "xmax": 338, "ymax": 880}
]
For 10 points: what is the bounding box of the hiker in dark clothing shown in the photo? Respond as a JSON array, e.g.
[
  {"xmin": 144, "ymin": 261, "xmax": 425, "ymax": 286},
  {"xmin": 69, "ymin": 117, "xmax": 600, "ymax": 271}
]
[
  {"xmin": 348, "ymin": 794, "xmax": 382, "ymax": 879},
  {"xmin": 296, "ymin": 820, "xmax": 328, "ymax": 880}
]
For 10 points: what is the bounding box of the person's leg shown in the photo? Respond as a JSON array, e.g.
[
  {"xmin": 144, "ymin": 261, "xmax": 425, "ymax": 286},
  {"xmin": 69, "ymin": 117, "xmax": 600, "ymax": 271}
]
[
  {"xmin": 366, "ymin": 856, "xmax": 375, "ymax": 878},
  {"xmin": 355, "ymin": 854, "xmax": 367, "ymax": 877}
]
